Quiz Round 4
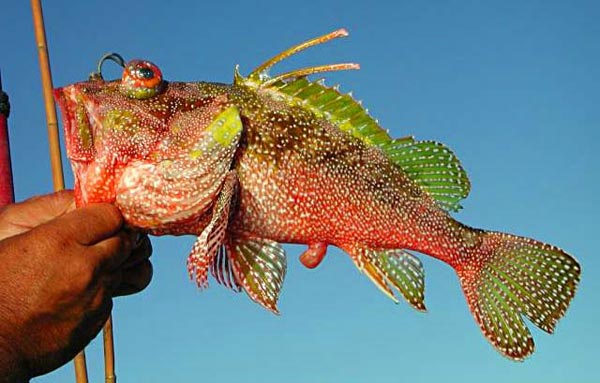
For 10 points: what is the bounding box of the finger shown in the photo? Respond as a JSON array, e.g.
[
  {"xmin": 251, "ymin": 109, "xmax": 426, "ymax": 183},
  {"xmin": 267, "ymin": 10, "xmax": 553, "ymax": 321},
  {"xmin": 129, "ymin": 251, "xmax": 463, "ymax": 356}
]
[
  {"xmin": 11, "ymin": 189, "xmax": 75, "ymax": 217},
  {"xmin": 27, "ymin": 190, "xmax": 76, "ymax": 214},
  {"xmin": 0, "ymin": 190, "xmax": 76, "ymax": 237},
  {"xmin": 121, "ymin": 234, "xmax": 152, "ymax": 269},
  {"xmin": 113, "ymin": 260, "xmax": 153, "ymax": 296},
  {"xmin": 51, "ymin": 203, "xmax": 124, "ymax": 246},
  {"xmin": 102, "ymin": 269, "xmax": 124, "ymax": 298},
  {"xmin": 90, "ymin": 230, "xmax": 136, "ymax": 272}
]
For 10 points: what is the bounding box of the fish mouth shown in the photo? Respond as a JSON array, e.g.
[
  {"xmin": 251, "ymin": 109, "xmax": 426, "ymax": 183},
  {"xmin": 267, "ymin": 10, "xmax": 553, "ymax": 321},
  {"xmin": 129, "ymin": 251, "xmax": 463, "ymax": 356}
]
[{"xmin": 54, "ymin": 85, "xmax": 97, "ymax": 162}]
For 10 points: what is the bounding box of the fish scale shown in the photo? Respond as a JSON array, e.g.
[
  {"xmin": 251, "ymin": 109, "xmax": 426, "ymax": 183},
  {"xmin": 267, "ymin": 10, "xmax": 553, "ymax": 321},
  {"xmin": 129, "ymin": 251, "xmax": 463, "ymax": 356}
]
[{"xmin": 54, "ymin": 29, "xmax": 580, "ymax": 361}]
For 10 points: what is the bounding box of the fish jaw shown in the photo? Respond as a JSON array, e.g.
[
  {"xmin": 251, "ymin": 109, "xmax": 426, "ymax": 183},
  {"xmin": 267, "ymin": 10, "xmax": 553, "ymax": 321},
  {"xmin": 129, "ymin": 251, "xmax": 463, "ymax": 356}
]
[
  {"xmin": 54, "ymin": 80, "xmax": 233, "ymax": 211},
  {"xmin": 54, "ymin": 83, "xmax": 120, "ymax": 205}
]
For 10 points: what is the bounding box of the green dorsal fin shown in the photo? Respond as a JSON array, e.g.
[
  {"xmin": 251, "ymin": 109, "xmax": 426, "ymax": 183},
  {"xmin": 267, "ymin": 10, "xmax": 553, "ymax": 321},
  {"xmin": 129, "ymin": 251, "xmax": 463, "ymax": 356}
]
[
  {"xmin": 236, "ymin": 29, "xmax": 471, "ymax": 211},
  {"xmin": 271, "ymin": 78, "xmax": 471, "ymax": 211}
]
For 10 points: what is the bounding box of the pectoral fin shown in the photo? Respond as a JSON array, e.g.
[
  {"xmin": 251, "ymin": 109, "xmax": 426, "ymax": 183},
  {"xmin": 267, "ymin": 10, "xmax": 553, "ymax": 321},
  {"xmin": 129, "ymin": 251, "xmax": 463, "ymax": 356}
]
[
  {"xmin": 187, "ymin": 171, "xmax": 238, "ymax": 288},
  {"xmin": 227, "ymin": 234, "xmax": 287, "ymax": 314}
]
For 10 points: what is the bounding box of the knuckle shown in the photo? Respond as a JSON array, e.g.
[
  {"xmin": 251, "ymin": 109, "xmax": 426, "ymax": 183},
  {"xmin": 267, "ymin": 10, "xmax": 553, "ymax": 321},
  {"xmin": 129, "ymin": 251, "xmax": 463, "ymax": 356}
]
[
  {"xmin": 133, "ymin": 261, "xmax": 153, "ymax": 290},
  {"xmin": 54, "ymin": 189, "xmax": 75, "ymax": 200},
  {"xmin": 58, "ymin": 204, "xmax": 123, "ymax": 245},
  {"xmin": 50, "ymin": 190, "xmax": 76, "ymax": 211},
  {"xmin": 139, "ymin": 260, "xmax": 153, "ymax": 281},
  {"xmin": 108, "ymin": 235, "xmax": 128, "ymax": 260}
]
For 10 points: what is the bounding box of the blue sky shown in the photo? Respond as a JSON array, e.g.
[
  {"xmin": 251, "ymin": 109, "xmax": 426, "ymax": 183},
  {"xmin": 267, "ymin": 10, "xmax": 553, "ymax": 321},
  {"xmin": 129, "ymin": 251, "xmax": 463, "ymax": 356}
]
[{"xmin": 1, "ymin": 1, "xmax": 599, "ymax": 382}]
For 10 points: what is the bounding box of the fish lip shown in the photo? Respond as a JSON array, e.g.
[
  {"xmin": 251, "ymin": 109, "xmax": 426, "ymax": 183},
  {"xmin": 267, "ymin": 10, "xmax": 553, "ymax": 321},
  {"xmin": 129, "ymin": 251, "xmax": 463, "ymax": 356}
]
[
  {"xmin": 54, "ymin": 85, "xmax": 96, "ymax": 162},
  {"xmin": 53, "ymin": 86, "xmax": 70, "ymax": 129}
]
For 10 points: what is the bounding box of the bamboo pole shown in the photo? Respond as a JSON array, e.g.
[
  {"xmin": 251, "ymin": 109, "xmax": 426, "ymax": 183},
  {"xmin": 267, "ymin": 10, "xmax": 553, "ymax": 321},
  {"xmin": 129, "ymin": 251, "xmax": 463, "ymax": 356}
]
[
  {"xmin": 103, "ymin": 316, "xmax": 116, "ymax": 383},
  {"xmin": 30, "ymin": 0, "xmax": 64, "ymax": 190},
  {"xmin": 30, "ymin": 1, "xmax": 92, "ymax": 382}
]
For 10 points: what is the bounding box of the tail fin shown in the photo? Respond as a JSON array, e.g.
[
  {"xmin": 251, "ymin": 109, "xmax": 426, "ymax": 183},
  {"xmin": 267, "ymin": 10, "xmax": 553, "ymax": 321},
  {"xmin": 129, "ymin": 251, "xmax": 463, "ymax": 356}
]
[{"xmin": 456, "ymin": 231, "xmax": 581, "ymax": 360}]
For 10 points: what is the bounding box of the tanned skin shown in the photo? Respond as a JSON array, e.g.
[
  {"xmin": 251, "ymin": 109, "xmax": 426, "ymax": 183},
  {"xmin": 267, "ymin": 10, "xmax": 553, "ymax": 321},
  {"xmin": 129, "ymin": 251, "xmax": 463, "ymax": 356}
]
[{"xmin": 0, "ymin": 191, "xmax": 152, "ymax": 382}]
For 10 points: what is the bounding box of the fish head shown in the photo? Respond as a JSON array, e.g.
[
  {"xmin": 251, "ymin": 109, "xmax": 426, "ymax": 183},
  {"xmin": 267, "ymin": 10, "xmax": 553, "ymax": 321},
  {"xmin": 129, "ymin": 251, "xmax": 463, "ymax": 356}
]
[{"xmin": 54, "ymin": 59, "xmax": 239, "ymax": 210}]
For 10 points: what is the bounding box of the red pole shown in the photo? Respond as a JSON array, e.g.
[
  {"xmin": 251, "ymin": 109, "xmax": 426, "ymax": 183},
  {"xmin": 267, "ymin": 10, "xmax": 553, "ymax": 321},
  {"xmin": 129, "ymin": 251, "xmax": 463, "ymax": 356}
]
[{"xmin": 0, "ymin": 71, "xmax": 14, "ymax": 206}]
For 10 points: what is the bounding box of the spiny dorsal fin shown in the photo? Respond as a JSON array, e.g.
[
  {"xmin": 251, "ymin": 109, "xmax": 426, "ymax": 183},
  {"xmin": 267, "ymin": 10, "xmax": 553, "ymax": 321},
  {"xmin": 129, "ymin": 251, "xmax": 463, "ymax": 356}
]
[{"xmin": 274, "ymin": 78, "xmax": 392, "ymax": 146}]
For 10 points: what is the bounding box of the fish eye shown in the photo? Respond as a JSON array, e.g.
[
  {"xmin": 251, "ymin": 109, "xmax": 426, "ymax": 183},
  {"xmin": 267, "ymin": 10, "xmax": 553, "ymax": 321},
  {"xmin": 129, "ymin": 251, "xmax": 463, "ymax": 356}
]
[
  {"xmin": 138, "ymin": 67, "xmax": 155, "ymax": 79},
  {"xmin": 121, "ymin": 59, "xmax": 164, "ymax": 99}
]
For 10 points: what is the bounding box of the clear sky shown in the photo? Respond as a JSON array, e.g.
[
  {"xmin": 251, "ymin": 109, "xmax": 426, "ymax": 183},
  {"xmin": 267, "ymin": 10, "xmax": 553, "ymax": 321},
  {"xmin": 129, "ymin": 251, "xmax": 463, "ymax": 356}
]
[{"xmin": 1, "ymin": 1, "xmax": 599, "ymax": 382}]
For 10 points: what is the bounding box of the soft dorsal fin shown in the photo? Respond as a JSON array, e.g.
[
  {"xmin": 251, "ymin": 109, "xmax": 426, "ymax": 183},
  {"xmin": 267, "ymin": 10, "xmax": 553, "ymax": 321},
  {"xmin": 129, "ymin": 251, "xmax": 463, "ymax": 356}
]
[
  {"xmin": 235, "ymin": 29, "xmax": 470, "ymax": 211},
  {"xmin": 380, "ymin": 137, "xmax": 471, "ymax": 211}
]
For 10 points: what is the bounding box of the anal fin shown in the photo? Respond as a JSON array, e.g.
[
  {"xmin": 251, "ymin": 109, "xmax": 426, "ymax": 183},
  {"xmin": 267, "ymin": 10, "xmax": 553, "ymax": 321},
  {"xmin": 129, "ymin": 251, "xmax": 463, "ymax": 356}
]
[{"xmin": 344, "ymin": 245, "xmax": 427, "ymax": 312}]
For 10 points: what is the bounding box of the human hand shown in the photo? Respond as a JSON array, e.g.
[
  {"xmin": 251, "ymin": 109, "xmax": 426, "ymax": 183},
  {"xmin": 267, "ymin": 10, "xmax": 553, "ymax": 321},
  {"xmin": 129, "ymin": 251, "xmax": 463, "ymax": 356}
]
[{"xmin": 0, "ymin": 191, "xmax": 153, "ymax": 382}]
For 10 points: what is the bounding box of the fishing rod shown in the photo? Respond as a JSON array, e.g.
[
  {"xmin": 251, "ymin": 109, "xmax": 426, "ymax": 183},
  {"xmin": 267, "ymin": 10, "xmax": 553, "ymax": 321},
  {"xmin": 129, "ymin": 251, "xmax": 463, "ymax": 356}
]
[{"xmin": 0, "ymin": 70, "xmax": 14, "ymax": 207}]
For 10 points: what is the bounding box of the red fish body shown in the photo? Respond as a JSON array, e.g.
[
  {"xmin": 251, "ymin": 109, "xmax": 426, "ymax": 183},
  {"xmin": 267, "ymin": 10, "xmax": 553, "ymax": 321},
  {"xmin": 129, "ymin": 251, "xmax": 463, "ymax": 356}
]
[{"xmin": 55, "ymin": 30, "xmax": 580, "ymax": 361}]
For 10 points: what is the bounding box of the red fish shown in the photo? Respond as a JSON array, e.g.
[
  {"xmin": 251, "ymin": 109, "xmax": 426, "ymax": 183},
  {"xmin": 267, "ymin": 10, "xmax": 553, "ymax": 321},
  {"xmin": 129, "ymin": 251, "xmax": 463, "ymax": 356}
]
[{"xmin": 54, "ymin": 29, "xmax": 580, "ymax": 360}]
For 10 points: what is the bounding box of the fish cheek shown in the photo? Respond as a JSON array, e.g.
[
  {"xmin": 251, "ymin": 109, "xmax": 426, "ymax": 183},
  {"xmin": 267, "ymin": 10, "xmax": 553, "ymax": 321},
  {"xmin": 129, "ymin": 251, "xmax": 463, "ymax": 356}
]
[
  {"xmin": 158, "ymin": 100, "xmax": 229, "ymax": 155},
  {"xmin": 96, "ymin": 108, "xmax": 162, "ymax": 159}
]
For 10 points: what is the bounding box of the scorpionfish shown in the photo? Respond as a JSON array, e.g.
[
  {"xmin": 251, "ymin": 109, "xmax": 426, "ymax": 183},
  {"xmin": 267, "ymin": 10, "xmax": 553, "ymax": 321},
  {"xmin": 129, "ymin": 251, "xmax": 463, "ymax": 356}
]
[{"xmin": 54, "ymin": 29, "xmax": 580, "ymax": 361}]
